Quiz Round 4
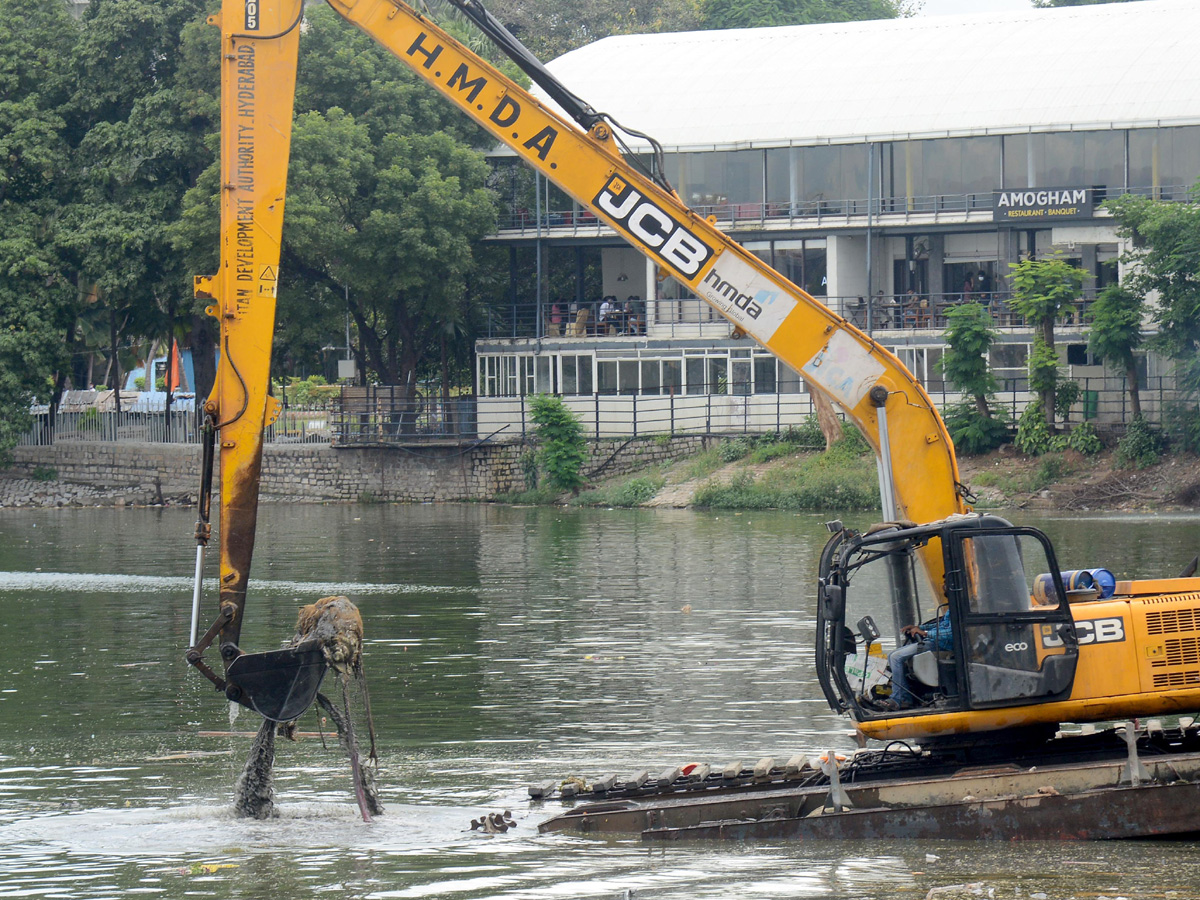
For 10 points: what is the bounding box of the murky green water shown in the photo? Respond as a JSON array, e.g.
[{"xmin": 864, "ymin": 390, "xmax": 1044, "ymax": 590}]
[{"xmin": 1, "ymin": 503, "xmax": 1199, "ymax": 899}]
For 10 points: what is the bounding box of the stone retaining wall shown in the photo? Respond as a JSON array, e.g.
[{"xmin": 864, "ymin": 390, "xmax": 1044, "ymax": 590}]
[{"xmin": 4, "ymin": 435, "xmax": 706, "ymax": 506}]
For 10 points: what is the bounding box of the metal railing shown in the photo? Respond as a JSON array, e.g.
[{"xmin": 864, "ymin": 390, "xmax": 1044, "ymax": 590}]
[
  {"xmin": 16, "ymin": 377, "xmax": 1178, "ymax": 448},
  {"xmin": 496, "ymin": 183, "xmax": 1194, "ymax": 236},
  {"xmin": 332, "ymin": 387, "xmax": 479, "ymax": 445},
  {"xmin": 480, "ymin": 292, "xmax": 1099, "ymax": 341},
  {"xmin": 17, "ymin": 407, "xmax": 335, "ymax": 447}
]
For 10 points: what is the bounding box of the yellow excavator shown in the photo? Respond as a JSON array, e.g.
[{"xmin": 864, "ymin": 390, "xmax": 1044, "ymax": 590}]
[{"xmin": 185, "ymin": 0, "xmax": 1200, "ymax": 775}]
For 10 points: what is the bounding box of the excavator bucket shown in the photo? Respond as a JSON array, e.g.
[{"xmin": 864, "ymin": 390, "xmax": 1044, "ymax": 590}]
[{"xmin": 225, "ymin": 643, "xmax": 328, "ymax": 722}]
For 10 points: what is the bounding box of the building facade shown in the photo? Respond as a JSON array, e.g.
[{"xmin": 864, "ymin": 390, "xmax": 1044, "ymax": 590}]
[{"xmin": 476, "ymin": 0, "xmax": 1198, "ymax": 435}]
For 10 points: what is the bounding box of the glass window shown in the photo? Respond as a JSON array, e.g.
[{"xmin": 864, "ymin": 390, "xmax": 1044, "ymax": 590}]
[
  {"xmin": 754, "ymin": 356, "xmax": 777, "ymax": 394},
  {"xmin": 597, "ymin": 360, "xmax": 618, "ymax": 395},
  {"xmin": 502, "ymin": 356, "xmax": 518, "ymax": 396},
  {"xmin": 685, "ymin": 357, "xmax": 706, "ymax": 394},
  {"xmin": 804, "ymin": 243, "xmax": 828, "ymax": 296},
  {"xmin": 520, "ymin": 356, "xmax": 536, "ymax": 396},
  {"xmin": 536, "ymin": 355, "xmax": 554, "ymax": 394},
  {"xmin": 708, "ymin": 357, "xmax": 728, "ymax": 394},
  {"xmin": 577, "ymin": 356, "xmax": 593, "ymax": 395},
  {"xmin": 904, "ymin": 137, "xmax": 1001, "ymax": 200},
  {"xmin": 731, "ymin": 359, "xmax": 751, "ymax": 395},
  {"xmin": 779, "ymin": 362, "xmax": 802, "ymax": 394},
  {"xmin": 618, "ymin": 360, "xmax": 639, "ymax": 396},
  {"xmin": 640, "ymin": 360, "xmax": 661, "ymax": 396},
  {"xmin": 766, "ymin": 144, "xmax": 869, "ymax": 213},
  {"xmin": 1004, "ymin": 132, "xmax": 1124, "ymax": 192},
  {"xmin": 990, "ymin": 343, "xmax": 1028, "ymax": 371},
  {"xmin": 672, "ymin": 149, "xmax": 763, "ymax": 209},
  {"xmin": 562, "ymin": 355, "xmax": 577, "ymax": 395},
  {"xmin": 1130, "ymin": 126, "xmax": 1200, "ymax": 197},
  {"xmin": 960, "ymin": 533, "xmax": 1057, "ymax": 615},
  {"xmin": 663, "ymin": 359, "xmax": 682, "ymax": 395}
]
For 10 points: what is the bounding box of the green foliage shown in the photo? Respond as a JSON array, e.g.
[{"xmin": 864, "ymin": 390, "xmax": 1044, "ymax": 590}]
[
  {"xmin": 1088, "ymin": 282, "xmax": 1145, "ymax": 373},
  {"xmin": 699, "ymin": 0, "xmax": 913, "ymax": 30},
  {"xmin": 1163, "ymin": 404, "xmax": 1200, "ymax": 455},
  {"xmin": 133, "ymin": 376, "xmax": 146, "ymax": 391},
  {"xmin": 1117, "ymin": 414, "xmax": 1162, "ymax": 469},
  {"xmin": 1026, "ymin": 335, "xmax": 1060, "ymax": 398},
  {"xmin": 1106, "ymin": 191, "xmax": 1200, "ymax": 397},
  {"xmin": 1008, "ymin": 255, "xmax": 1088, "ymax": 325},
  {"xmin": 939, "ymin": 302, "xmax": 999, "ymax": 399},
  {"xmin": 530, "ymin": 395, "xmax": 588, "ymax": 493},
  {"xmin": 573, "ymin": 474, "xmax": 665, "ymax": 507},
  {"xmin": 692, "ymin": 444, "xmax": 878, "ymax": 510},
  {"xmin": 719, "ymin": 437, "xmax": 753, "ymax": 463},
  {"xmin": 278, "ymin": 376, "xmax": 339, "ymax": 408},
  {"xmin": 1032, "ymin": 453, "xmax": 1072, "ymax": 490},
  {"xmin": 483, "ymin": 0, "xmax": 701, "ymax": 58},
  {"xmin": 679, "ymin": 447, "xmax": 726, "ymax": 481},
  {"xmin": 1054, "ymin": 380, "xmax": 1081, "ymax": 421},
  {"xmin": 30, "ymin": 466, "xmax": 57, "ymax": 482},
  {"xmin": 519, "ymin": 449, "xmax": 540, "ymax": 490},
  {"xmin": 1015, "ymin": 403, "xmax": 1067, "ymax": 456},
  {"xmin": 943, "ymin": 403, "xmax": 1010, "ymax": 456},
  {"xmin": 1065, "ymin": 422, "xmax": 1103, "ymax": 456}
]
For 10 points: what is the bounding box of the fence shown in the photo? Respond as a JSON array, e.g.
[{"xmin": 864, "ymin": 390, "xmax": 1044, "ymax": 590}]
[
  {"xmin": 332, "ymin": 387, "xmax": 479, "ymax": 445},
  {"xmin": 17, "ymin": 406, "xmax": 335, "ymax": 447},
  {"xmin": 481, "ymin": 293, "xmax": 1098, "ymax": 341},
  {"xmin": 496, "ymin": 183, "xmax": 1194, "ymax": 237},
  {"xmin": 15, "ymin": 377, "xmax": 1180, "ymax": 447}
]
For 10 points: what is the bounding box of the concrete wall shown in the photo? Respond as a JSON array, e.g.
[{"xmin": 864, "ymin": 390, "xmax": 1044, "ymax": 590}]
[{"xmin": 7, "ymin": 435, "xmax": 708, "ymax": 505}]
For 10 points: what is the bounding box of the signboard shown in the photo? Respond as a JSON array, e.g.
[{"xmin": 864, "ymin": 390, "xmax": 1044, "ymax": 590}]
[{"xmin": 992, "ymin": 187, "xmax": 1094, "ymax": 223}]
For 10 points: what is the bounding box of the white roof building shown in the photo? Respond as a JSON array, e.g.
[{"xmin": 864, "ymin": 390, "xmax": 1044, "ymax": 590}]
[{"xmin": 540, "ymin": 0, "xmax": 1200, "ymax": 149}]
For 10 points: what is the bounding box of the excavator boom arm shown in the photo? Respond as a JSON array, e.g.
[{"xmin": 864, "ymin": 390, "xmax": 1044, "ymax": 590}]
[{"xmin": 198, "ymin": 0, "xmax": 965, "ymax": 672}]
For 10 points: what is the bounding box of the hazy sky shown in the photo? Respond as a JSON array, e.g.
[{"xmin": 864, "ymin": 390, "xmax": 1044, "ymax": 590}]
[{"xmin": 918, "ymin": 0, "xmax": 1036, "ymax": 15}]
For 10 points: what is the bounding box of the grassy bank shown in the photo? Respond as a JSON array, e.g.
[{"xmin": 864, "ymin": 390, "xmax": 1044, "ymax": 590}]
[{"xmin": 692, "ymin": 434, "xmax": 879, "ymax": 511}]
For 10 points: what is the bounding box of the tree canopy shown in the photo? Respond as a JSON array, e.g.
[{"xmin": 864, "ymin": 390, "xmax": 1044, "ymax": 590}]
[
  {"xmin": 1106, "ymin": 191, "xmax": 1200, "ymax": 396},
  {"xmin": 699, "ymin": 0, "xmax": 913, "ymax": 29}
]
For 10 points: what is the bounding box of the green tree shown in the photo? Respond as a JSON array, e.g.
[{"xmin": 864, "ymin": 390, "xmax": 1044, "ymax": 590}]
[
  {"xmin": 939, "ymin": 302, "xmax": 1008, "ymax": 455},
  {"xmin": 699, "ymin": 0, "xmax": 914, "ymax": 30},
  {"xmin": 1007, "ymin": 255, "xmax": 1087, "ymax": 431},
  {"xmin": 940, "ymin": 302, "xmax": 999, "ymax": 418},
  {"xmin": 0, "ymin": 0, "xmax": 78, "ymax": 459},
  {"xmin": 485, "ymin": 0, "xmax": 701, "ymax": 59},
  {"xmin": 37, "ymin": 0, "xmax": 216, "ymax": 412},
  {"xmin": 1087, "ymin": 281, "xmax": 1146, "ymax": 419},
  {"xmin": 530, "ymin": 394, "xmax": 588, "ymax": 493},
  {"xmin": 1106, "ymin": 191, "xmax": 1200, "ymax": 397}
]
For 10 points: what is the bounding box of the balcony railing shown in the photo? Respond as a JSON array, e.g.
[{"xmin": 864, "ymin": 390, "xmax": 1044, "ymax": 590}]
[
  {"xmin": 496, "ymin": 184, "xmax": 1193, "ymax": 236},
  {"xmin": 481, "ymin": 292, "xmax": 1098, "ymax": 341}
]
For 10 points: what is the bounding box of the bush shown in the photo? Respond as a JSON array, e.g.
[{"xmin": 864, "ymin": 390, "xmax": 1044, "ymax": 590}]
[
  {"xmin": 1065, "ymin": 421, "xmax": 1102, "ymax": 456},
  {"xmin": 519, "ymin": 449, "xmax": 539, "ymax": 490},
  {"xmin": 718, "ymin": 437, "xmax": 752, "ymax": 463},
  {"xmin": 1015, "ymin": 403, "xmax": 1066, "ymax": 456},
  {"xmin": 574, "ymin": 474, "xmax": 664, "ymax": 507},
  {"xmin": 943, "ymin": 403, "xmax": 1010, "ymax": 456},
  {"xmin": 1117, "ymin": 414, "xmax": 1162, "ymax": 469},
  {"xmin": 692, "ymin": 442, "xmax": 879, "ymax": 511},
  {"xmin": 786, "ymin": 415, "xmax": 827, "ymax": 450},
  {"xmin": 530, "ymin": 394, "xmax": 588, "ymax": 493},
  {"xmin": 31, "ymin": 466, "xmax": 57, "ymax": 482},
  {"xmin": 1164, "ymin": 404, "xmax": 1200, "ymax": 455},
  {"xmin": 1054, "ymin": 380, "xmax": 1081, "ymax": 422}
]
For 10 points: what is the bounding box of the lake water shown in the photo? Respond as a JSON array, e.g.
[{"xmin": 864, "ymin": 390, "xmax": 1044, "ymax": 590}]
[{"xmin": 1, "ymin": 503, "xmax": 1199, "ymax": 899}]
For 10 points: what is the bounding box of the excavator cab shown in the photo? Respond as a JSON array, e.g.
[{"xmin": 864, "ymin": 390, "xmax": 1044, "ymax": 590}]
[{"xmin": 816, "ymin": 515, "xmax": 1080, "ymax": 740}]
